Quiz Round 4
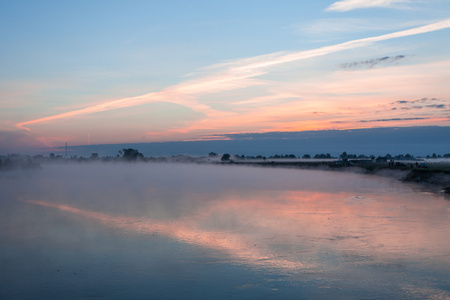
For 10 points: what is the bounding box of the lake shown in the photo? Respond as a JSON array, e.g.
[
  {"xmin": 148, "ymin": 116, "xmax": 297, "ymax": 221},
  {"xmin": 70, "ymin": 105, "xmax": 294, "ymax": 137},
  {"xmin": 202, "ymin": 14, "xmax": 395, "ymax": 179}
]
[{"xmin": 1, "ymin": 163, "xmax": 449, "ymax": 299}]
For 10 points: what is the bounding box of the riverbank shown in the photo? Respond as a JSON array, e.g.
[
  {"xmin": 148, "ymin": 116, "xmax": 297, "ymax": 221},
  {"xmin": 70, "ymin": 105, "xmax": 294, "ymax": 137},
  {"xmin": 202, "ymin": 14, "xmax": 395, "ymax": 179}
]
[
  {"xmin": 2, "ymin": 153, "xmax": 449, "ymax": 194},
  {"xmin": 226, "ymin": 160, "xmax": 450, "ymax": 195}
]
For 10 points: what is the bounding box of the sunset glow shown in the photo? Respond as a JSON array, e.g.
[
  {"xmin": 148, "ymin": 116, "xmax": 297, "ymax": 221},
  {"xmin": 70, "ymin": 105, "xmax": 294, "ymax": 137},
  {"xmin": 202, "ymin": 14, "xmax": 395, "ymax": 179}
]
[{"xmin": 1, "ymin": 1, "xmax": 449, "ymax": 150}]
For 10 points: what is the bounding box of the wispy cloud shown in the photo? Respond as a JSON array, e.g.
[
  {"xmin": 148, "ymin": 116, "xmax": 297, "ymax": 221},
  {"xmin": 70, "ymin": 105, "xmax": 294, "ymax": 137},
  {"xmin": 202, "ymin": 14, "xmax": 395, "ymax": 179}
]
[
  {"xmin": 296, "ymin": 18, "xmax": 379, "ymax": 37},
  {"xmin": 340, "ymin": 55, "xmax": 406, "ymax": 70},
  {"xmin": 15, "ymin": 19, "xmax": 450, "ymax": 131},
  {"xmin": 426, "ymin": 104, "xmax": 446, "ymax": 109},
  {"xmin": 330, "ymin": 117, "xmax": 434, "ymax": 124},
  {"xmin": 357, "ymin": 117, "xmax": 428, "ymax": 123},
  {"xmin": 296, "ymin": 18, "xmax": 431, "ymax": 38},
  {"xmin": 391, "ymin": 97, "xmax": 440, "ymax": 105},
  {"xmin": 326, "ymin": 0, "xmax": 412, "ymax": 12},
  {"xmin": 234, "ymin": 93, "xmax": 299, "ymax": 106},
  {"xmin": 390, "ymin": 97, "xmax": 449, "ymax": 111},
  {"xmin": 329, "ymin": 96, "xmax": 450, "ymax": 126}
]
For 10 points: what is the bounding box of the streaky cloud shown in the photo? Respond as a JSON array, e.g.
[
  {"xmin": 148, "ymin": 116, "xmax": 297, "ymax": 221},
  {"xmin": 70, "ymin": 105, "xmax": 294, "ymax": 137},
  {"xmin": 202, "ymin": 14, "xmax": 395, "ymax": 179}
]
[
  {"xmin": 357, "ymin": 117, "xmax": 428, "ymax": 123},
  {"xmin": 298, "ymin": 18, "xmax": 433, "ymax": 38},
  {"xmin": 15, "ymin": 19, "xmax": 450, "ymax": 131},
  {"xmin": 390, "ymin": 98, "xmax": 449, "ymax": 111},
  {"xmin": 326, "ymin": 0, "xmax": 410, "ymax": 12},
  {"xmin": 340, "ymin": 55, "xmax": 406, "ymax": 70},
  {"xmin": 427, "ymin": 104, "xmax": 446, "ymax": 109}
]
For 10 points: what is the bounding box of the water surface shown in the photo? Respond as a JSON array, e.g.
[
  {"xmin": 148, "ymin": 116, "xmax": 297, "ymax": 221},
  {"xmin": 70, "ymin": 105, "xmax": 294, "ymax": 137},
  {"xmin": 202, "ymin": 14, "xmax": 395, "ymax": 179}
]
[{"xmin": 1, "ymin": 163, "xmax": 449, "ymax": 299}]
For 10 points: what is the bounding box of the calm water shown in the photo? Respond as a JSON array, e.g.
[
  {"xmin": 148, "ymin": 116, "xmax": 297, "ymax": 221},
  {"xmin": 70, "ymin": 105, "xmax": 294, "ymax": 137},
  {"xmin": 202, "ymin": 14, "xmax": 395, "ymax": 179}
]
[{"xmin": 1, "ymin": 163, "xmax": 449, "ymax": 299}]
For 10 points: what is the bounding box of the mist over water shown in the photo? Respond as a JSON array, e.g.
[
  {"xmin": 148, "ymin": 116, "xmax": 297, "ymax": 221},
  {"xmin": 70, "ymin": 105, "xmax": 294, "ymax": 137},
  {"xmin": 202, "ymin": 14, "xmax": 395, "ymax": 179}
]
[{"xmin": 1, "ymin": 163, "xmax": 449, "ymax": 299}]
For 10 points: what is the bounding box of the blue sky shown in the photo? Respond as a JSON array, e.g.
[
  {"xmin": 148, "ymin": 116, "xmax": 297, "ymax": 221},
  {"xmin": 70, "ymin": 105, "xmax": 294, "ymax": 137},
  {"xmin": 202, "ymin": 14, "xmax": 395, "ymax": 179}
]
[{"xmin": 1, "ymin": 0, "xmax": 449, "ymax": 152}]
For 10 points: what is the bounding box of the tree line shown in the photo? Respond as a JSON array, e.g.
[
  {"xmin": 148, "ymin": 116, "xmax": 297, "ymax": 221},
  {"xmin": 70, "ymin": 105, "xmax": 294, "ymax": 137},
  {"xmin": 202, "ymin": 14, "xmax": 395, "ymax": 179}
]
[{"xmin": 1, "ymin": 148, "xmax": 450, "ymax": 171}]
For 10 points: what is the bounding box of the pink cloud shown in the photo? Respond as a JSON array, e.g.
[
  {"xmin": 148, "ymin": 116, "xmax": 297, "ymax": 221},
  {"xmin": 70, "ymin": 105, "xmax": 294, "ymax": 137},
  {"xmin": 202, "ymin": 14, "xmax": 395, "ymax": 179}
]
[{"xmin": 13, "ymin": 19, "xmax": 450, "ymax": 144}]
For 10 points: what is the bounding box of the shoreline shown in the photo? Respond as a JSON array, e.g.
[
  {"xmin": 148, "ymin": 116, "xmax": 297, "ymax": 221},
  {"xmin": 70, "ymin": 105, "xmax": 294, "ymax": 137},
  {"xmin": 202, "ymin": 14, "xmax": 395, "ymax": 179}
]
[{"xmin": 225, "ymin": 160, "xmax": 450, "ymax": 195}]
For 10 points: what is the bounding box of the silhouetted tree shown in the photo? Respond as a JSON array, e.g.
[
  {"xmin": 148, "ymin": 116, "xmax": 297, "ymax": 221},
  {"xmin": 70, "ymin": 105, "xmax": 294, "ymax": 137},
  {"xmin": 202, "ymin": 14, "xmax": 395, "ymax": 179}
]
[
  {"xmin": 122, "ymin": 148, "xmax": 144, "ymax": 161},
  {"xmin": 314, "ymin": 153, "xmax": 332, "ymax": 159},
  {"xmin": 221, "ymin": 153, "xmax": 230, "ymax": 161}
]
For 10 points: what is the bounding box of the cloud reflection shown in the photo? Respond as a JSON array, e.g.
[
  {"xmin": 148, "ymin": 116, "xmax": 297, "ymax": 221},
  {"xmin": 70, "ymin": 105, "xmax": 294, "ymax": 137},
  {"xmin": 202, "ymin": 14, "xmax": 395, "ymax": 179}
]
[
  {"xmin": 26, "ymin": 199, "xmax": 307, "ymax": 271},
  {"xmin": 25, "ymin": 182, "xmax": 450, "ymax": 276}
]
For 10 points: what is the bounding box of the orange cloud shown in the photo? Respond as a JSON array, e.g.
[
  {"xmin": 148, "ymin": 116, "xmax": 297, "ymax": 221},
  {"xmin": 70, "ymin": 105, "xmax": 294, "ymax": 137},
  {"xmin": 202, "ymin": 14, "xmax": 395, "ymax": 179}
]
[{"xmin": 14, "ymin": 19, "xmax": 450, "ymax": 135}]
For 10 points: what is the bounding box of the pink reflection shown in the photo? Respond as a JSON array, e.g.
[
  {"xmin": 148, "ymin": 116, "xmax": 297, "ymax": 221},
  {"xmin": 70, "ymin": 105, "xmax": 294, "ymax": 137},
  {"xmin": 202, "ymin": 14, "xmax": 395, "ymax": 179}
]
[
  {"xmin": 26, "ymin": 187, "xmax": 450, "ymax": 272},
  {"xmin": 26, "ymin": 199, "xmax": 307, "ymax": 271}
]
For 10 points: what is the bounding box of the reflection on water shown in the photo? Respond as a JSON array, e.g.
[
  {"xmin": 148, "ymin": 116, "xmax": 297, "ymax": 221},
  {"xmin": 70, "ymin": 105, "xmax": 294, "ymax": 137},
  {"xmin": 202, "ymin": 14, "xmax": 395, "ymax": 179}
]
[
  {"xmin": 25, "ymin": 198, "xmax": 306, "ymax": 271},
  {"xmin": 1, "ymin": 163, "xmax": 449, "ymax": 299}
]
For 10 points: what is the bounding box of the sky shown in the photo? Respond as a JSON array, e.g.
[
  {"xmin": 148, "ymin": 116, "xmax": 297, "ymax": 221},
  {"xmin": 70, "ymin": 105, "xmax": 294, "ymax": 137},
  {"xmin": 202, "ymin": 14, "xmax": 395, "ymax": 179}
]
[{"xmin": 1, "ymin": 0, "xmax": 450, "ymax": 152}]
